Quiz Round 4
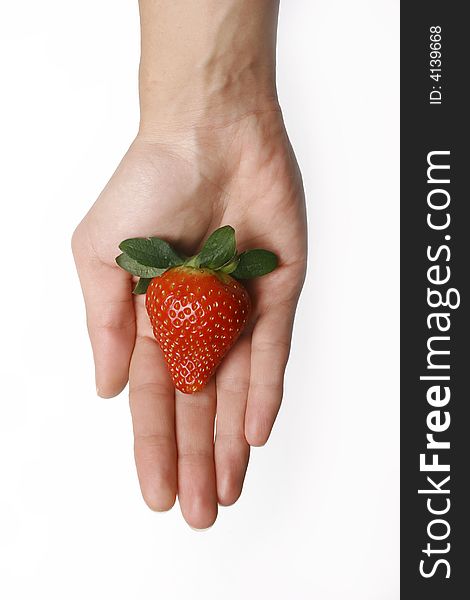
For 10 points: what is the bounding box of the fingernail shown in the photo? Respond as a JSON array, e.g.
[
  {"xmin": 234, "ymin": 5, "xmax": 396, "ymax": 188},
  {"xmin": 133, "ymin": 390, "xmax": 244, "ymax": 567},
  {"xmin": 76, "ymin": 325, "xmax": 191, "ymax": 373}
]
[{"xmin": 189, "ymin": 525, "xmax": 213, "ymax": 532}]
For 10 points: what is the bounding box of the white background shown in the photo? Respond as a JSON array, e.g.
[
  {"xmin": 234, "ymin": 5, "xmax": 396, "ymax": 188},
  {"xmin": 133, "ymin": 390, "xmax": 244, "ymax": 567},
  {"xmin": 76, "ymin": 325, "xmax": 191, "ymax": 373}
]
[{"xmin": 0, "ymin": 1, "xmax": 399, "ymax": 598}]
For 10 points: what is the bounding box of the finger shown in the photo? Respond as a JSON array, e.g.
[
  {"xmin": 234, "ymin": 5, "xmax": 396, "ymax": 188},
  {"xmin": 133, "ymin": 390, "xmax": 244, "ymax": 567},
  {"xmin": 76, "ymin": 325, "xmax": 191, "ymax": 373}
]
[
  {"xmin": 215, "ymin": 335, "xmax": 251, "ymax": 506},
  {"xmin": 244, "ymin": 305, "xmax": 295, "ymax": 446},
  {"xmin": 129, "ymin": 331, "xmax": 177, "ymax": 512},
  {"xmin": 176, "ymin": 380, "xmax": 218, "ymax": 529},
  {"xmin": 73, "ymin": 238, "xmax": 135, "ymax": 398}
]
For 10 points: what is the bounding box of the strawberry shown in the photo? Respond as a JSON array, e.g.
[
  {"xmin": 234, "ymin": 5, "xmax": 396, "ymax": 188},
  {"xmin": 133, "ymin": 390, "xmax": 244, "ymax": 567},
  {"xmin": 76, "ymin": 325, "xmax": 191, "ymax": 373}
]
[
  {"xmin": 145, "ymin": 267, "xmax": 250, "ymax": 393},
  {"xmin": 116, "ymin": 226, "xmax": 277, "ymax": 393}
]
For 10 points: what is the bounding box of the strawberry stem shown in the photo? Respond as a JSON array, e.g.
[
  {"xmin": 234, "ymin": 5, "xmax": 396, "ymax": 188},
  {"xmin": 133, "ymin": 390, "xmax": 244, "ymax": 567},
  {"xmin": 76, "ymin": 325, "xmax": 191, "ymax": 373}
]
[
  {"xmin": 184, "ymin": 255, "xmax": 201, "ymax": 268},
  {"xmin": 219, "ymin": 256, "xmax": 240, "ymax": 274}
]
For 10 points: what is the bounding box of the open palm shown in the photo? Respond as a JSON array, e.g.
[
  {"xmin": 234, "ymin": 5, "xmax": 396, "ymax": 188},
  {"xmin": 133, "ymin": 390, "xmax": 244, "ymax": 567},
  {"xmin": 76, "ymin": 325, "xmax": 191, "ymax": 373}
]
[{"xmin": 72, "ymin": 110, "xmax": 307, "ymax": 528}]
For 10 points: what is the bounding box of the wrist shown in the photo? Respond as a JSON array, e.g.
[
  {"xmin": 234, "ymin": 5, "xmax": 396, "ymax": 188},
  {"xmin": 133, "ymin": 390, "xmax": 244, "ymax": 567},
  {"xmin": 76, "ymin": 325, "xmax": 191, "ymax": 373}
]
[
  {"xmin": 138, "ymin": 82, "xmax": 279, "ymax": 139},
  {"xmin": 137, "ymin": 0, "xmax": 279, "ymax": 138}
]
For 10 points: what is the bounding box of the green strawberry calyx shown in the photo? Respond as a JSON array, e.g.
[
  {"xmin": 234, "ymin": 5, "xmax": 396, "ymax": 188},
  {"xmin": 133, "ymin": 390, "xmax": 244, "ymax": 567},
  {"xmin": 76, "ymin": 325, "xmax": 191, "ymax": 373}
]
[{"xmin": 115, "ymin": 225, "xmax": 278, "ymax": 294}]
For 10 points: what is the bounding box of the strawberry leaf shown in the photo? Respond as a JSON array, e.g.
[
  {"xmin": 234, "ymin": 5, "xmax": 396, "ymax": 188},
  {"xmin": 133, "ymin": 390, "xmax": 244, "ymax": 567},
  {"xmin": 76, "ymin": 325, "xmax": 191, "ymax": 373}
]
[
  {"xmin": 231, "ymin": 249, "xmax": 278, "ymax": 279},
  {"xmin": 119, "ymin": 237, "xmax": 184, "ymax": 268},
  {"xmin": 116, "ymin": 253, "xmax": 166, "ymax": 278},
  {"xmin": 197, "ymin": 225, "xmax": 236, "ymax": 269},
  {"xmin": 133, "ymin": 277, "xmax": 153, "ymax": 295}
]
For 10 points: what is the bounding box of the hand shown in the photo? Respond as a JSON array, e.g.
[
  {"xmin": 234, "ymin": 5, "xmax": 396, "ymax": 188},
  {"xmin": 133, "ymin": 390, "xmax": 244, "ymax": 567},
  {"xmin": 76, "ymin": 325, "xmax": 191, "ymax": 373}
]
[
  {"xmin": 73, "ymin": 0, "xmax": 306, "ymax": 529},
  {"xmin": 72, "ymin": 108, "xmax": 307, "ymax": 528}
]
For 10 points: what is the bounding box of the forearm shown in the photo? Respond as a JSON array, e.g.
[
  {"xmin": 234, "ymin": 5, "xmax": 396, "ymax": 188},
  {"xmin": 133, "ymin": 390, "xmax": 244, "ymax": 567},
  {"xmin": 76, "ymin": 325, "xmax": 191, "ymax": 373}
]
[{"xmin": 138, "ymin": 0, "xmax": 280, "ymax": 135}]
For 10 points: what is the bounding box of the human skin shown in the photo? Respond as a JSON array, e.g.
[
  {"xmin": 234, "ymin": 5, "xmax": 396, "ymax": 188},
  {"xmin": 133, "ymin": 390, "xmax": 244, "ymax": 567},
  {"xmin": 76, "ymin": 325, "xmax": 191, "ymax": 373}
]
[{"xmin": 72, "ymin": 0, "xmax": 307, "ymax": 529}]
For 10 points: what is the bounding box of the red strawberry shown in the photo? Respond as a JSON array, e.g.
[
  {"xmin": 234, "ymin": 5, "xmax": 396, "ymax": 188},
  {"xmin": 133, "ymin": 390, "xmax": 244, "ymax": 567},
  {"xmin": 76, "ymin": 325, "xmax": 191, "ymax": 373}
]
[
  {"xmin": 116, "ymin": 225, "xmax": 278, "ymax": 394},
  {"xmin": 145, "ymin": 267, "xmax": 250, "ymax": 393}
]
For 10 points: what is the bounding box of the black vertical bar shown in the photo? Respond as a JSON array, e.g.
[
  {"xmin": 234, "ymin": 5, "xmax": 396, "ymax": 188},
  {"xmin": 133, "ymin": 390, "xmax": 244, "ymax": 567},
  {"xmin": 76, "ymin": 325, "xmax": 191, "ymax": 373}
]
[{"xmin": 401, "ymin": 3, "xmax": 469, "ymax": 598}]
